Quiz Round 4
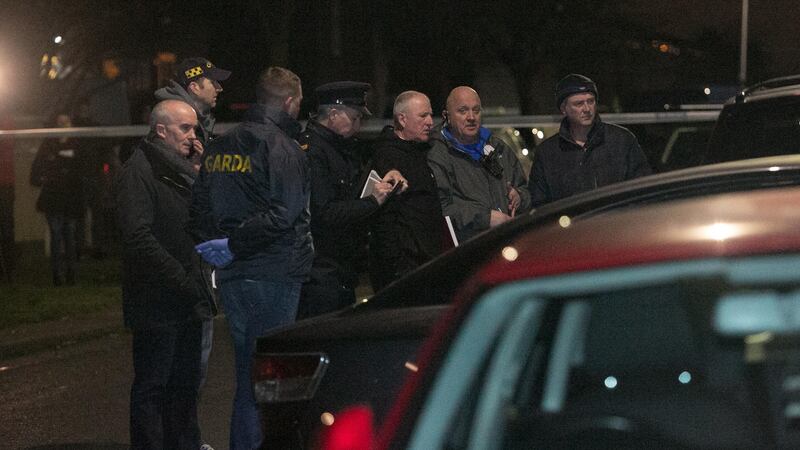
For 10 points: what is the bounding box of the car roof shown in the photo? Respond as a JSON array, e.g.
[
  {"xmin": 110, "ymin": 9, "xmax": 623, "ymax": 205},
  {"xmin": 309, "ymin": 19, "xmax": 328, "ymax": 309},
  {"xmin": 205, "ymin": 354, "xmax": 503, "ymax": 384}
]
[
  {"xmin": 478, "ymin": 185, "xmax": 800, "ymax": 285},
  {"xmin": 363, "ymin": 155, "xmax": 800, "ymax": 308},
  {"xmin": 728, "ymin": 74, "xmax": 800, "ymax": 104}
]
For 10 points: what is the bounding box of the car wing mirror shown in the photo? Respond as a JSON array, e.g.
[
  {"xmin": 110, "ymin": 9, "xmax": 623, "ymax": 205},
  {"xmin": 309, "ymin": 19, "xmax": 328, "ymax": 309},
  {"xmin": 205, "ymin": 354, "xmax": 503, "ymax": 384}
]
[
  {"xmin": 713, "ymin": 291, "xmax": 800, "ymax": 336},
  {"xmin": 317, "ymin": 404, "xmax": 375, "ymax": 450}
]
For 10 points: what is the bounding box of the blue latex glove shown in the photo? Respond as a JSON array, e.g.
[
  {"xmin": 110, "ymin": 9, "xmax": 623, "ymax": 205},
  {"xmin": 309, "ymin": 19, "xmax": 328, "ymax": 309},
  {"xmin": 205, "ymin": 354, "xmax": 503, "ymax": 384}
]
[{"xmin": 195, "ymin": 238, "xmax": 234, "ymax": 268}]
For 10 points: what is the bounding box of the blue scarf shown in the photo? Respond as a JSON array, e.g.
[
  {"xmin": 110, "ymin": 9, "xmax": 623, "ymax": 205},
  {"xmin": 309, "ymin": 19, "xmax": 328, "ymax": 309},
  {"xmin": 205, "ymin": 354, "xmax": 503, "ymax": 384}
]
[{"xmin": 441, "ymin": 126, "xmax": 492, "ymax": 161}]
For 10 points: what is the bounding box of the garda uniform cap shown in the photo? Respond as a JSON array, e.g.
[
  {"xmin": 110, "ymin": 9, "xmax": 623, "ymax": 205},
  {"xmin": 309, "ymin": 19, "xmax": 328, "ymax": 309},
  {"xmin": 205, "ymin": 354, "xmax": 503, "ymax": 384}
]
[
  {"xmin": 177, "ymin": 57, "xmax": 231, "ymax": 87},
  {"xmin": 555, "ymin": 73, "xmax": 598, "ymax": 109},
  {"xmin": 315, "ymin": 81, "xmax": 372, "ymax": 117}
]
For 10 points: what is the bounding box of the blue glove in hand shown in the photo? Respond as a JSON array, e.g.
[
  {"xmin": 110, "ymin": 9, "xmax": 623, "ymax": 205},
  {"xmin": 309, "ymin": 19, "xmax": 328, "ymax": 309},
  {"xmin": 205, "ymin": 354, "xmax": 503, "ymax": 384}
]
[{"xmin": 195, "ymin": 238, "xmax": 234, "ymax": 268}]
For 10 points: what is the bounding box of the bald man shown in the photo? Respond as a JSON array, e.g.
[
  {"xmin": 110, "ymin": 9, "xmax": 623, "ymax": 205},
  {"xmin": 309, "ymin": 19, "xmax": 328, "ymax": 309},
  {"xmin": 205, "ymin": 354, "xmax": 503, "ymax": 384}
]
[
  {"xmin": 427, "ymin": 86, "xmax": 531, "ymax": 242},
  {"xmin": 116, "ymin": 99, "xmax": 215, "ymax": 449}
]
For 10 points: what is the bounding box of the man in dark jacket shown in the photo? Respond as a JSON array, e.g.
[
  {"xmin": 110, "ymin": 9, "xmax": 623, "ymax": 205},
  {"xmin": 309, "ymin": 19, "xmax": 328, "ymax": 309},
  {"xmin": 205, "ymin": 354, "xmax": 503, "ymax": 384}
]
[
  {"xmin": 297, "ymin": 81, "xmax": 404, "ymax": 319},
  {"xmin": 370, "ymin": 90, "xmax": 443, "ymax": 291},
  {"xmin": 189, "ymin": 66, "xmax": 311, "ymax": 450},
  {"xmin": 528, "ymin": 74, "xmax": 651, "ymax": 207},
  {"xmin": 115, "ymin": 100, "xmax": 215, "ymax": 449},
  {"xmin": 428, "ymin": 86, "xmax": 531, "ymax": 243},
  {"xmin": 154, "ymin": 57, "xmax": 231, "ymax": 152}
]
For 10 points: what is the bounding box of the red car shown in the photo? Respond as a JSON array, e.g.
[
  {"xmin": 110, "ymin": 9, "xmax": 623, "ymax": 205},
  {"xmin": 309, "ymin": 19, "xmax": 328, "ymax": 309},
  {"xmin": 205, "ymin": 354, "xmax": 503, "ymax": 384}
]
[{"xmin": 321, "ymin": 185, "xmax": 800, "ymax": 449}]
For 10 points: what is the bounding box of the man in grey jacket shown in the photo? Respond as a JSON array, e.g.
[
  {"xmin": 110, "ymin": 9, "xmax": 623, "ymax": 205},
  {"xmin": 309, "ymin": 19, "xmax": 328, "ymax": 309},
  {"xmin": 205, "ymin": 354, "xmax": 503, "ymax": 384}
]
[
  {"xmin": 154, "ymin": 57, "xmax": 231, "ymax": 152},
  {"xmin": 428, "ymin": 86, "xmax": 531, "ymax": 243}
]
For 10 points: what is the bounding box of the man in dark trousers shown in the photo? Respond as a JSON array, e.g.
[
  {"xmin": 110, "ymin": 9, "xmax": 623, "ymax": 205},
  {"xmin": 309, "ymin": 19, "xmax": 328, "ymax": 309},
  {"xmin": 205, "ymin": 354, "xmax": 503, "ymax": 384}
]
[
  {"xmin": 528, "ymin": 74, "xmax": 651, "ymax": 206},
  {"xmin": 155, "ymin": 58, "xmax": 230, "ymax": 449},
  {"xmin": 297, "ymin": 81, "xmax": 405, "ymax": 319},
  {"xmin": 115, "ymin": 99, "xmax": 215, "ymax": 450},
  {"xmin": 190, "ymin": 66, "xmax": 312, "ymax": 450},
  {"xmin": 369, "ymin": 90, "xmax": 443, "ymax": 292}
]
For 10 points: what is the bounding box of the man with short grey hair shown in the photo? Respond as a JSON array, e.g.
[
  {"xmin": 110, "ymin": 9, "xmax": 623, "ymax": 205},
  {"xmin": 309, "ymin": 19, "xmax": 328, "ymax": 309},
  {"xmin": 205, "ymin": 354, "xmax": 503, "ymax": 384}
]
[
  {"xmin": 369, "ymin": 90, "xmax": 443, "ymax": 291},
  {"xmin": 116, "ymin": 99, "xmax": 215, "ymax": 450}
]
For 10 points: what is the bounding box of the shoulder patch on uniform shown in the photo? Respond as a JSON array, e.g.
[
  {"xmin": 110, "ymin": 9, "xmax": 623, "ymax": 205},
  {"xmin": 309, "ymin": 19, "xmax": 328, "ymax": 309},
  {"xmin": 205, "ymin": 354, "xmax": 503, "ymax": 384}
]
[{"xmin": 300, "ymin": 143, "xmax": 309, "ymax": 151}]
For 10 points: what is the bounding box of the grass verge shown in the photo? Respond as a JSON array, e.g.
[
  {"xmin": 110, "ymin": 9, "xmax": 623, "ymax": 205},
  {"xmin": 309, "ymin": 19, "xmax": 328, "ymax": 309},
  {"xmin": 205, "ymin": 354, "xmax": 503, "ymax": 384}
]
[{"xmin": 0, "ymin": 241, "xmax": 121, "ymax": 330}]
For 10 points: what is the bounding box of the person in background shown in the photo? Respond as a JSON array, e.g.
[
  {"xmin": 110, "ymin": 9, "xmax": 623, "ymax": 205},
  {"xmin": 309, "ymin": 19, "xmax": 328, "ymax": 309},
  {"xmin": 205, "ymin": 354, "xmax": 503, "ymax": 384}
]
[
  {"xmin": 369, "ymin": 90, "xmax": 443, "ymax": 291},
  {"xmin": 528, "ymin": 74, "xmax": 651, "ymax": 206},
  {"xmin": 115, "ymin": 99, "xmax": 215, "ymax": 450},
  {"xmin": 427, "ymin": 86, "xmax": 531, "ymax": 243},
  {"xmin": 30, "ymin": 113, "xmax": 85, "ymax": 286}
]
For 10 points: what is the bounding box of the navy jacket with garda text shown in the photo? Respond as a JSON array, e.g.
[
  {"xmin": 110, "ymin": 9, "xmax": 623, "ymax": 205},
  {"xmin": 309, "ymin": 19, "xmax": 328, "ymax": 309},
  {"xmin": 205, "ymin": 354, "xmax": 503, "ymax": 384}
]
[{"xmin": 188, "ymin": 103, "xmax": 313, "ymax": 283}]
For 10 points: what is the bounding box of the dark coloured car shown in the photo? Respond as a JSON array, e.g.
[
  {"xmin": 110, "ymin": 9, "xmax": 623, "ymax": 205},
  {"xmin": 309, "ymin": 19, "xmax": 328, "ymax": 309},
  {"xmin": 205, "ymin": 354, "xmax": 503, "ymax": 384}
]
[
  {"xmin": 253, "ymin": 155, "xmax": 800, "ymax": 448},
  {"xmin": 323, "ymin": 185, "xmax": 800, "ymax": 449},
  {"xmin": 705, "ymin": 75, "xmax": 800, "ymax": 164}
]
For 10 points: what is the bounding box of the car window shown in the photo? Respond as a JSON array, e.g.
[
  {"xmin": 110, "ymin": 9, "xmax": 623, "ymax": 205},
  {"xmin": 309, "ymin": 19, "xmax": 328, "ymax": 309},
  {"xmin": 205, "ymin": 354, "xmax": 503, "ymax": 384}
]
[
  {"xmin": 505, "ymin": 282, "xmax": 790, "ymax": 448},
  {"xmin": 706, "ymin": 99, "xmax": 800, "ymax": 164}
]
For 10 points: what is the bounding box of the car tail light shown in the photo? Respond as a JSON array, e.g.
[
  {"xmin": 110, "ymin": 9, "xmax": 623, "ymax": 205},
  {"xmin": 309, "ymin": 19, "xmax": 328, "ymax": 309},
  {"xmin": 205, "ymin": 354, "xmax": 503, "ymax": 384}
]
[
  {"xmin": 318, "ymin": 405, "xmax": 375, "ymax": 450},
  {"xmin": 252, "ymin": 352, "xmax": 329, "ymax": 403}
]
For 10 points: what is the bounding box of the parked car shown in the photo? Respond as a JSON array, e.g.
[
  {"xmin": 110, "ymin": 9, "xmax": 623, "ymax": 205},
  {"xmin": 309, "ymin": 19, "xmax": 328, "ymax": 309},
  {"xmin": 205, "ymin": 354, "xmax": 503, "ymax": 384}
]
[
  {"xmin": 253, "ymin": 155, "xmax": 800, "ymax": 449},
  {"xmin": 705, "ymin": 74, "xmax": 800, "ymax": 164},
  {"xmin": 324, "ymin": 185, "xmax": 800, "ymax": 449}
]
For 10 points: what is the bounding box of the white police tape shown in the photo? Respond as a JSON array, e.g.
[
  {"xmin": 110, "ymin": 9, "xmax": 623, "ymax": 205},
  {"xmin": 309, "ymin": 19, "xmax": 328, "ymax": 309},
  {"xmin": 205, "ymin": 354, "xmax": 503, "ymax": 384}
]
[{"xmin": 0, "ymin": 111, "xmax": 721, "ymax": 139}]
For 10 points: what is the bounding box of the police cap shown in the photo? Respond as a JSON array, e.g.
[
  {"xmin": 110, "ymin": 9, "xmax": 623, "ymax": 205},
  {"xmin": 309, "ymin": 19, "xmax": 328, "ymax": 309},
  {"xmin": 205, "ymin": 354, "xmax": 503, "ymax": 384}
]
[
  {"xmin": 177, "ymin": 57, "xmax": 231, "ymax": 87},
  {"xmin": 315, "ymin": 81, "xmax": 372, "ymax": 117}
]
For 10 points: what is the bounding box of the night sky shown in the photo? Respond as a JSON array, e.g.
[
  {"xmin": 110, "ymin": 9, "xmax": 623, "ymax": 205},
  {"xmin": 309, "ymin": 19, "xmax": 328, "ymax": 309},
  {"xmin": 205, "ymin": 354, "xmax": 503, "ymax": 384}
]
[{"xmin": 1, "ymin": 0, "xmax": 798, "ymax": 118}]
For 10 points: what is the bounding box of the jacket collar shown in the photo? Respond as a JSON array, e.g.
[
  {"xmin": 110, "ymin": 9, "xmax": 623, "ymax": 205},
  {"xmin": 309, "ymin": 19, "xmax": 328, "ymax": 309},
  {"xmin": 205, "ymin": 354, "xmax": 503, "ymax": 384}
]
[
  {"xmin": 378, "ymin": 125, "xmax": 431, "ymax": 153},
  {"xmin": 558, "ymin": 115, "xmax": 606, "ymax": 148},
  {"xmin": 306, "ymin": 119, "xmax": 346, "ymax": 145},
  {"xmin": 140, "ymin": 135, "xmax": 197, "ymax": 187},
  {"xmin": 244, "ymin": 103, "xmax": 302, "ymax": 139}
]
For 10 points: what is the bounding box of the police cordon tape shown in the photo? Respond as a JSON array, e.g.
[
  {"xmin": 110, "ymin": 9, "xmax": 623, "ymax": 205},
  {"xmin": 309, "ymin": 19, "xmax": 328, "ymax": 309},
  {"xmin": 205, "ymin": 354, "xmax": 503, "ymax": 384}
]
[{"xmin": 0, "ymin": 111, "xmax": 721, "ymax": 139}]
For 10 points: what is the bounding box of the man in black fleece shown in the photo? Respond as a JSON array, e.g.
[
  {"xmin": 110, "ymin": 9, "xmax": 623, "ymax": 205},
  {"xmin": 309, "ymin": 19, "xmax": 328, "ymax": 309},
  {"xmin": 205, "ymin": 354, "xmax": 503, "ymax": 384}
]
[
  {"xmin": 528, "ymin": 74, "xmax": 651, "ymax": 206},
  {"xmin": 115, "ymin": 100, "xmax": 215, "ymax": 449},
  {"xmin": 370, "ymin": 91, "xmax": 443, "ymax": 291}
]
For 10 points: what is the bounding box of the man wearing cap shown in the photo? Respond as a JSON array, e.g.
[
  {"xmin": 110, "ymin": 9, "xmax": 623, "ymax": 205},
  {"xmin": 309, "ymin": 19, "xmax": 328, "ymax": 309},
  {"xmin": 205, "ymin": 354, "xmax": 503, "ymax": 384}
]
[
  {"xmin": 155, "ymin": 57, "xmax": 231, "ymax": 154},
  {"xmin": 428, "ymin": 86, "xmax": 531, "ymax": 243},
  {"xmin": 528, "ymin": 74, "xmax": 651, "ymax": 207},
  {"xmin": 155, "ymin": 58, "xmax": 229, "ymax": 450},
  {"xmin": 297, "ymin": 81, "xmax": 406, "ymax": 319}
]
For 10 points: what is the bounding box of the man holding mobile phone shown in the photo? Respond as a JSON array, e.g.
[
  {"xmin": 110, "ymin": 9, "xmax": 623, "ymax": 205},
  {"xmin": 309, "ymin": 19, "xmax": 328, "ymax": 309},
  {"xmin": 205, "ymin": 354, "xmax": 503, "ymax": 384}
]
[
  {"xmin": 369, "ymin": 91, "xmax": 444, "ymax": 292},
  {"xmin": 297, "ymin": 81, "xmax": 407, "ymax": 320}
]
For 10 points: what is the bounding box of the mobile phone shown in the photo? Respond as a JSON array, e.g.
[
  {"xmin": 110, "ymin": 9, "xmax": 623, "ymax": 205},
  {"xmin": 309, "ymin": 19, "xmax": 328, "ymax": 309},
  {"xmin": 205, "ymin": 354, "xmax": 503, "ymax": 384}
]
[{"xmin": 389, "ymin": 180, "xmax": 404, "ymax": 196}]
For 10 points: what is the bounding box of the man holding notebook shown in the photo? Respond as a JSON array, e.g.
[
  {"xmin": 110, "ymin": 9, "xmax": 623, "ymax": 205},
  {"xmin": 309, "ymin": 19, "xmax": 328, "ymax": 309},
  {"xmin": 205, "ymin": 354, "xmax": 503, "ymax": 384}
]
[
  {"xmin": 297, "ymin": 81, "xmax": 406, "ymax": 319},
  {"xmin": 369, "ymin": 91, "xmax": 444, "ymax": 292}
]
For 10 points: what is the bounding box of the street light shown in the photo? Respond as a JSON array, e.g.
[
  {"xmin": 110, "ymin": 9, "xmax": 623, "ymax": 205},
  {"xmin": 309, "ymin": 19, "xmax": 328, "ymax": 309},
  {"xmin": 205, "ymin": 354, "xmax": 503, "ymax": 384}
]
[{"xmin": 739, "ymin": 0, "xmax": 749, "ymax": 87}]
